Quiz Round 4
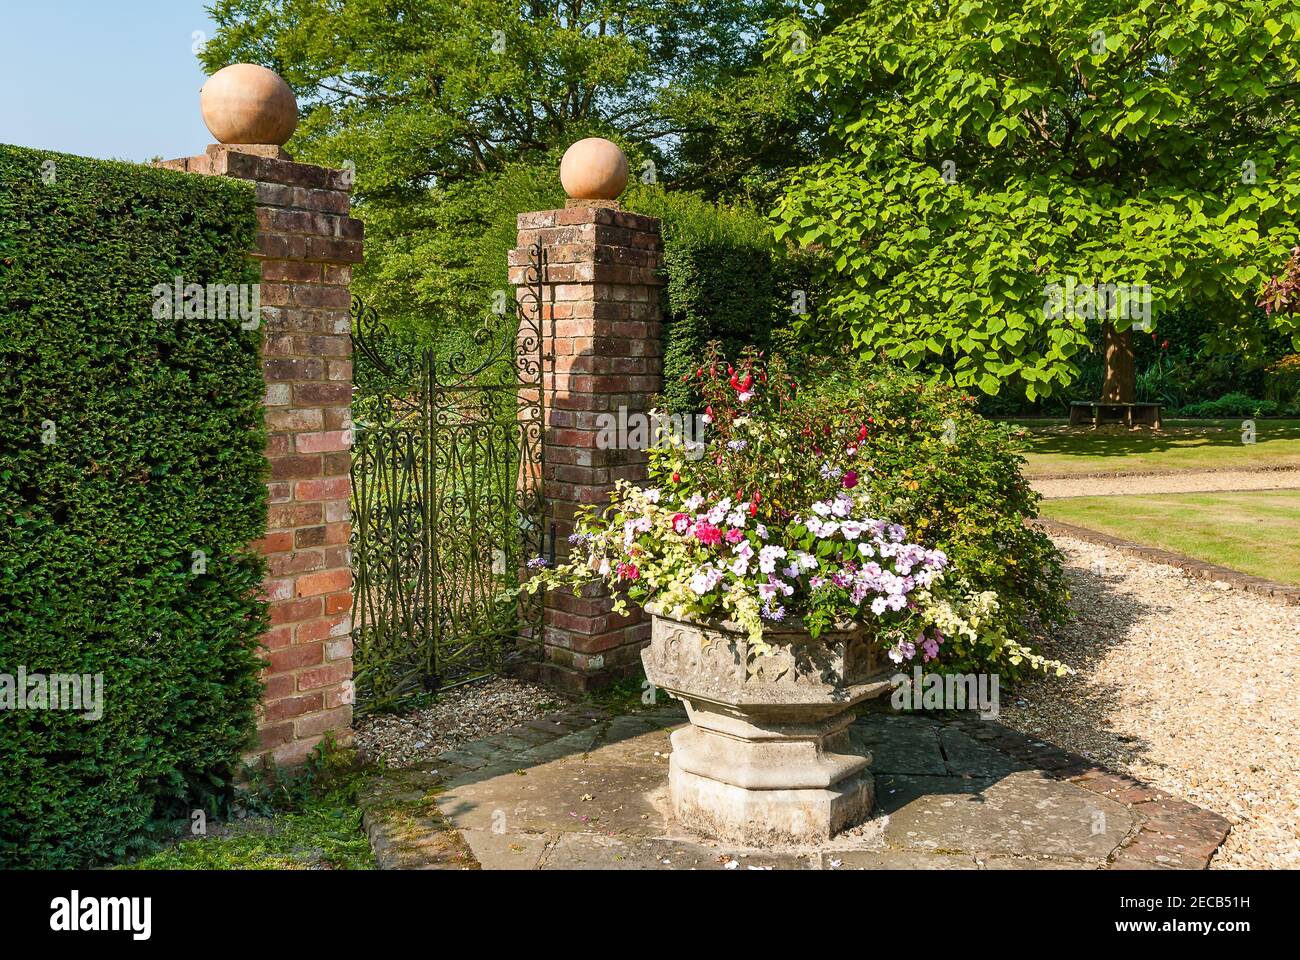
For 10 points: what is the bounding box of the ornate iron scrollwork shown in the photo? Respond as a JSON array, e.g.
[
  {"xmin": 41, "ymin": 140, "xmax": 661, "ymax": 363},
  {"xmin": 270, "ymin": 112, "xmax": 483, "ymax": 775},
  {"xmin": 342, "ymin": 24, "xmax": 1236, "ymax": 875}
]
[{"xmin": 348, "ymin": 243, "xmax": 550, "ymax": 710}]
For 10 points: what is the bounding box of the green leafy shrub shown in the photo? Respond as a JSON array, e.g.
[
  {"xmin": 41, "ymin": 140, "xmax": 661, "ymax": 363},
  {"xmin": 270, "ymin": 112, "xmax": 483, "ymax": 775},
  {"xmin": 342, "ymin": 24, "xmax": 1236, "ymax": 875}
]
[
  {"xmin": 622, "ymin": 187, "xmax": 813, "ymax": 411},
  {"xmin": 0, "ymin": 144, "xmax": 267, "ymax": 867},
  {"xmin": 1177, "ymin": 393, "xmax": 1287, "ymax": 418},
  {"xmin": 841, "ymin": 365, "xmax": 1070, "ymax": 677},
  {"xmin": 1265, "ymin": 354, "xmax": 1300, "ymax": 407}
]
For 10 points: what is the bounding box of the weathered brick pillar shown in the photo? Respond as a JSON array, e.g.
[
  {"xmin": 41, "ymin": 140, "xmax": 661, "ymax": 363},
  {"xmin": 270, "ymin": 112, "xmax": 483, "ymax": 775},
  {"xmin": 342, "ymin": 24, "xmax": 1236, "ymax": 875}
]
[
  {"xmin": 510, "ymin": 200, "xmax": 664, "ymax": 693},
  {"xmin": 158, "ymin": 143, "xmax": 360, "ymax": 766}
]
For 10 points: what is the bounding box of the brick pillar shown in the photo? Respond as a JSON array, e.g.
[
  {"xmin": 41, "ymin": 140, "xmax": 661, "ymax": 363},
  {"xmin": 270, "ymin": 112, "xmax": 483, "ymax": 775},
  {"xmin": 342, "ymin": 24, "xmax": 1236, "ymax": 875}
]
[
  {"xmin": 509, "ymin": 202, "xmax": 664, "ymax": 693},
  {"xmin": 157, "ymin": 144, "xmax": 360, "ymax": 766}
]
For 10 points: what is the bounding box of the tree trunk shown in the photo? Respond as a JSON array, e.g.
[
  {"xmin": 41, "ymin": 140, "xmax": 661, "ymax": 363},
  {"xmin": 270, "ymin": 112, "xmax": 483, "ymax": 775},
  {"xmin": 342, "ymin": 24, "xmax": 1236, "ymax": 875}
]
[{"xmin": 1101, "ymin": 321, "xmax": 1135, "ymax": 403}]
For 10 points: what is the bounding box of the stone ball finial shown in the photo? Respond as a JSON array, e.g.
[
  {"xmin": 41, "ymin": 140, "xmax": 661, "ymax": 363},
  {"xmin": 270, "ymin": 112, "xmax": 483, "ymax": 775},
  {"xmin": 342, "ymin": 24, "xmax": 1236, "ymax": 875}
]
[
  {"xmin": 560, "ymin": 138, "xmax": 629, "ymax": 201},
  {"xmin": 200, "ymin": 64, "xmax": 298, "ymax": 146}
]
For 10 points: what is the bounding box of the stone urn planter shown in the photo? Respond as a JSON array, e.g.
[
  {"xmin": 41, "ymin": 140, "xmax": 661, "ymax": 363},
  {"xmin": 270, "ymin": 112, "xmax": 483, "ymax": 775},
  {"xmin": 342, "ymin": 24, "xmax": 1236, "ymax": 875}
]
[{"xmin": 641, "ymin": 603, "xmax": 893, "ymax": 845}]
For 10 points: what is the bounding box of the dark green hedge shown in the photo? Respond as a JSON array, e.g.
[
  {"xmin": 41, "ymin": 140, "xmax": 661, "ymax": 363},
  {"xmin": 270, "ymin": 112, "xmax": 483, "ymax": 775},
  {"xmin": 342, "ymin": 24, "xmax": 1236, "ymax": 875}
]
[
  {"xmin": 0, "ymin": 144, "xmax": 267, "ymax": 867},
  {"xmin": 624, "ymin": 187, "xmax": 814, "ymax": 411}
]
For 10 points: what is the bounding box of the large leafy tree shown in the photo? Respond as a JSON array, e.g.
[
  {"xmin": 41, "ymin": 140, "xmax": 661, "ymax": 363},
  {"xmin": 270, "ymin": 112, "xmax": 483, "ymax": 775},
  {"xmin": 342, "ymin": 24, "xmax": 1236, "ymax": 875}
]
[
  {"xmin": 772, "ymin": 0, "xmax": 1300, "ymax": 401},
  {"xmin": 201, "ymin": 0, "xmax": 805, "ymax": 341}
]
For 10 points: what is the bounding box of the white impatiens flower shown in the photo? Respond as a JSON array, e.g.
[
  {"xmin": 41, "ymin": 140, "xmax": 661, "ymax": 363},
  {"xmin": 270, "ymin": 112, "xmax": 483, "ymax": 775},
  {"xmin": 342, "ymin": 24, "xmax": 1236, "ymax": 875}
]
[
  {"xmin": 690, "ymin": 565, "xmax": 724, "ymax": 595},
  {"xmin": 729, "ymin": 542, "xmax": 753, "ymax": 576},
  {"xmin": 726, "ymin": 510, "xmax": 747, "ymax": 528},
  {"xmin": 795, "ymin": 551, "xmax": 818, "ymax": 572},
  {"xmin": 807, "ymin": 517, "xmax": 839, "ymax": 538},
  {"xmin": 758, "ymin": 545, "xmax": 787, "ymax": 574},
  {"xmin": 839, "ymin": 520, "xmax": 864, "ymax": 540}
]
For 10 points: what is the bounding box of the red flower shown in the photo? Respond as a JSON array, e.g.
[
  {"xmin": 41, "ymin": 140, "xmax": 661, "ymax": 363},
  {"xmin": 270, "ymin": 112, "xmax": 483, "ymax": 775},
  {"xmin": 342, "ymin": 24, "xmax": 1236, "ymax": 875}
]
[
  {"xmin": 671, "ymin": 472, "xmax": 680, "ymax": 484},
  {"xmin": 858, "ymin": 424, "xmax": 869, "ymax": 442},
  {"xmin": 842, "ymin": 470, "xmax": 859, "ymax": 489},
  {"xmin": 1161, "ymin": 339, "xmax": 1170, "ymax": 350},
  {"xmin": 616, "ymin": 562, "xmax": 640, "ymax": 581},
  {"xmin": 693, "ymin": 522, "xmax": 723, "ymax": 546}
]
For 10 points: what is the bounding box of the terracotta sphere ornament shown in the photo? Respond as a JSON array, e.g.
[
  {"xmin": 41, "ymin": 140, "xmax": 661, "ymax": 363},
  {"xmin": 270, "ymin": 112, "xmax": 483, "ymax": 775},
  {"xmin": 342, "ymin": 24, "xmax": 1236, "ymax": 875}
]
[
  {"xmin": 200, "ymin": 63, "xmax": 299, "ymax": 146},
  {"xmin": 560, "ymin": 138, "xmax": 629, "ymax": 201}
]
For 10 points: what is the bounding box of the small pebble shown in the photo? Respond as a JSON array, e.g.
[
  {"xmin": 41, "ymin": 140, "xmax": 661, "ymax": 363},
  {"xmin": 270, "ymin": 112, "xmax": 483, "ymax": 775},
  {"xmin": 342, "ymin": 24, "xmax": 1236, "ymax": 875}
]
[{"xmin": 355, "ymin": 678, "xmax": 567, "ymax": 768}]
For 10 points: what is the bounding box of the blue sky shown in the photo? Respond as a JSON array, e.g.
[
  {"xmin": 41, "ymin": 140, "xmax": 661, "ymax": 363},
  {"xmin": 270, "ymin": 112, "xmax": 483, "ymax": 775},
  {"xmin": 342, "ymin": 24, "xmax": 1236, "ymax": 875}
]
[{"xmin": 0, "ymin": 1, "xmax": 219, "ymax": 162}]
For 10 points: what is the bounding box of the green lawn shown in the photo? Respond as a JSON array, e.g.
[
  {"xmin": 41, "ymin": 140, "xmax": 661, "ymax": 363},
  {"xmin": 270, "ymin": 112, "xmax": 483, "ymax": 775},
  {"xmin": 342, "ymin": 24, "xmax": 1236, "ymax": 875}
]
[
  {"xmin": 1039, "ymin": 490, "xmax": 1300, "ymax": 585},
  {"xmin": 1014, "ymin": 418, "xmax": 1300, "ymax": 477}
]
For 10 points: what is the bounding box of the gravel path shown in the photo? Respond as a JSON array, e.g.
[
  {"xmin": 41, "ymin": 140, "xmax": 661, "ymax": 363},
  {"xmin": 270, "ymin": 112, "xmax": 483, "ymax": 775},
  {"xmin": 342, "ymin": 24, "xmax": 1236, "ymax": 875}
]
[
  {"xmin": 1000, "ymin": 535, "xmax": 1300, "ymax": 868},
  {"xmin": 355, "ymin": 678, "xmax": 570, "ymax": 769},
  {"xmin": 1032, "ymin": 468, "xmax": 1300, "ymax": 499}
]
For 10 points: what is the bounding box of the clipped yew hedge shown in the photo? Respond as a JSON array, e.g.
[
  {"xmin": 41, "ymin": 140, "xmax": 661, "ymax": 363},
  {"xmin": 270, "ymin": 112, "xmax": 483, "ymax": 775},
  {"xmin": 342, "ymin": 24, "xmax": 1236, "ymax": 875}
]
[
  {"xmin": 0, "ymin": 144, "xmax": 267, "ymax": 866},
  {"xmin": 624, "ymin": 187, "xmax": 816, "ymax": 411}
]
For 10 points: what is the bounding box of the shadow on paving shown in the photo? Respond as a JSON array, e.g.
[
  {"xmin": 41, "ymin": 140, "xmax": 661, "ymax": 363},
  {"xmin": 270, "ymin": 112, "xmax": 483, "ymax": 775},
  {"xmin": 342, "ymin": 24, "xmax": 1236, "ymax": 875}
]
[{"xmin": 360, "ymin": 683, "xmax": 1226, "ymax": 869}]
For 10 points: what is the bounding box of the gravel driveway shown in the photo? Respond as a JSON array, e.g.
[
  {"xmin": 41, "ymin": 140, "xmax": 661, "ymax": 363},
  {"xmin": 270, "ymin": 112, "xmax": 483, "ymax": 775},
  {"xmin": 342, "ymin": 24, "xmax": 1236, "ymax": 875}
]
[
  {"xmin": 1033, "ymin": 467, "xmax": 1300, "ymax": 499},
  {"xmin": 1001, "ymin": 534, "xmax": 1300, "ymax": 868}
]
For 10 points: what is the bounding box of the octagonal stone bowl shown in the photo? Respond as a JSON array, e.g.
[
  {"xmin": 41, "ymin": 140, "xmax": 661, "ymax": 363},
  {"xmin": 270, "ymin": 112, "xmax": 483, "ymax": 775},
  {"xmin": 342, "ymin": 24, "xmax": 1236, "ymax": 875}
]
[{"xmin": 641, "ymin": 604, "xmax": 893, "ymax": 845}]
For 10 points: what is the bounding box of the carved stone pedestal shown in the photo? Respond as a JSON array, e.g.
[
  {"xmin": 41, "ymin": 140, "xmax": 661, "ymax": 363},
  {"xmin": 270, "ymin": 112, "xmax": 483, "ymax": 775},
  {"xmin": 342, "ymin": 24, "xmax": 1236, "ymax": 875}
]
[{"xmin": 641, "ymin": 605, "xmax": 891, "ymax": 845}]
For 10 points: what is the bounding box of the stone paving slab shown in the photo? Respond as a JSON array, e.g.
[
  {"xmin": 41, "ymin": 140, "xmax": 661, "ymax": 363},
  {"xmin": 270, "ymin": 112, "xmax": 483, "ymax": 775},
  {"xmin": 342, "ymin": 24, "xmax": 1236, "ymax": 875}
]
[{"xmin": 361, "ymin": 702, "xmax": 1230, "ymax": 870}]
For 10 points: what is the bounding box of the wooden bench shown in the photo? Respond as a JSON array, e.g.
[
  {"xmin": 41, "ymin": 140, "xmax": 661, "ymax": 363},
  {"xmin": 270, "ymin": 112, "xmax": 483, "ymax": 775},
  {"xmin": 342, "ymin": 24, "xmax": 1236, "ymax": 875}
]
[{"xmin": 1068, "ymin": 401, "xmax": 1164, "ymax": 429}]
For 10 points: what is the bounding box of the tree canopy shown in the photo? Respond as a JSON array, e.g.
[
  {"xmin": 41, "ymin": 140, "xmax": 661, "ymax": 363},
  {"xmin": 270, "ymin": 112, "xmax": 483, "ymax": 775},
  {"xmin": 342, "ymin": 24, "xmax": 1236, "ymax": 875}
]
[
  {"xmin": 201, "ymin": 0, "xmax": 813, "ymax": 345},
  {"xmin": 772, "ymin": 0, "xmax": 1300, "ymax": 399},
  {"xmin": 202, "ymin": 0, "xmax": 802, "ymax": 197}
]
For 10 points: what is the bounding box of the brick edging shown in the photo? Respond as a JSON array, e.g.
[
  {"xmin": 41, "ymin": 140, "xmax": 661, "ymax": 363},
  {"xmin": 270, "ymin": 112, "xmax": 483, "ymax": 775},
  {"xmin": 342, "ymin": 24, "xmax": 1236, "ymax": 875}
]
[
  {"xmin": 947, "ymin": 715, "xmax": 1231, "ymax": 869},
  {"xmin": 1031, "ymin": 517, "xmax": 1300, "ymax": 606}
]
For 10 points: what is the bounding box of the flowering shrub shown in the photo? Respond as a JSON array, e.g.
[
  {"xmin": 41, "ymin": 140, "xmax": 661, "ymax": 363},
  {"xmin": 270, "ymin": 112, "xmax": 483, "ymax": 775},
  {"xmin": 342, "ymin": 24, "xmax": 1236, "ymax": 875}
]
[{"xmin": 523, "ymin": 346, "xmax": 1068, "ymax": 675}]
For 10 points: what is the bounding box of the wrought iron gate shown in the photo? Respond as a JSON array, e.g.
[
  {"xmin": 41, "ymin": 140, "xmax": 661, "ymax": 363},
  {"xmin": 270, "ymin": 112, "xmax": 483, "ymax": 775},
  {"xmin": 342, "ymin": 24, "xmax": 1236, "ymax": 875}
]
[{"xmin": 349, "ymin": 244, "xmax": 549, "ymax": 710}]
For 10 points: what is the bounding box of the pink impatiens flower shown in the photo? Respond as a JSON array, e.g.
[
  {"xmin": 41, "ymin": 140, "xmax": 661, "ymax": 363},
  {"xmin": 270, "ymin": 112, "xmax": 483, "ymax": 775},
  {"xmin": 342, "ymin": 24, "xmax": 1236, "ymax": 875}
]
[
  {"xmin": 671, "ymin": 512, "xmax": 693, "ymax": 534},
  {"xmin": 693, "ymin": 522, "xmax": 723, "ymax": 546}
]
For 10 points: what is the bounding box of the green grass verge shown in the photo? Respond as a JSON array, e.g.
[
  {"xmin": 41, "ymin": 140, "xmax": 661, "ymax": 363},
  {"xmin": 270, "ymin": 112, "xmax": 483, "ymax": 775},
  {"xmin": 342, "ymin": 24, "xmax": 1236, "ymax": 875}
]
[
  {"xmin": 1039, "ymin": 490, "xmax": 1300, "ymax": 585},
  {"xmin": 1014, "ymin": 418, "xmax": 1300, "ymax": 476}
]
